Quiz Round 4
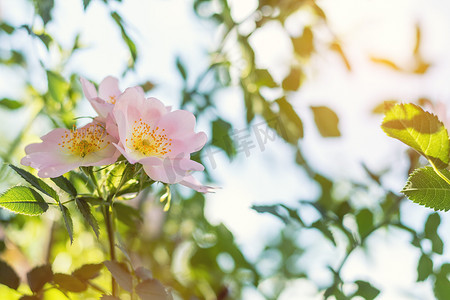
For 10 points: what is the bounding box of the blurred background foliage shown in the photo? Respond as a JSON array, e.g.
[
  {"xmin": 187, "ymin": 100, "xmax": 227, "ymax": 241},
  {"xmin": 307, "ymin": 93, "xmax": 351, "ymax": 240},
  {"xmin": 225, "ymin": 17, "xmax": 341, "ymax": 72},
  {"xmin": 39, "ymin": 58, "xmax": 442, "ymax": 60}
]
[{"xmin": 0, "ymin": 0, "xmax": 448, "ymax": 299}]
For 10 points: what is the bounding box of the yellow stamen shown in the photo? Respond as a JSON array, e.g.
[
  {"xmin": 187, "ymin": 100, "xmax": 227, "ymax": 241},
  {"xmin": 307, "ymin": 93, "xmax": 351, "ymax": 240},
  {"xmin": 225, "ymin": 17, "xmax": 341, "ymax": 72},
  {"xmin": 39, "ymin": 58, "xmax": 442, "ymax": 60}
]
[
  {"xmin": 60, "ymin": 123, "xmax": 109, "ymax": 158},
  {"xmin": 127, "ymin": 119, "xmax": 172, "ymax": 158}
]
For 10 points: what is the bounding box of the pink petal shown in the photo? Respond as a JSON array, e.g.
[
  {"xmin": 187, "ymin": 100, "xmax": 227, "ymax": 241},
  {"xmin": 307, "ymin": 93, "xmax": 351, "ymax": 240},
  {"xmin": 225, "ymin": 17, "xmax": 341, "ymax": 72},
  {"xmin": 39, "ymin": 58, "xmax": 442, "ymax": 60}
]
[
  {"xmin": 179, "ymin": 175, "xmax": 214, "ymax": 193},
  {"xmin": 80, "ymin": 77, "xmax": 97, "ymax": 100},
  {"xmin": 99, "ymin": 76, "xmax": 121, "ymax": 100}
]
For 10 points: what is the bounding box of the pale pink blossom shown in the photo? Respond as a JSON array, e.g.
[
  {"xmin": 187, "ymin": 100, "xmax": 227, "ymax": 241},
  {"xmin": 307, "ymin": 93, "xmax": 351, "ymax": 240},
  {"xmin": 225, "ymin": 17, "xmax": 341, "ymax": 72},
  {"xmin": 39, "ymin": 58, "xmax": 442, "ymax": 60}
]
[
  {"xmin": 80, "ymin": 76, "xmax": 145, "ymax": 119},
  {"xmin": 21, "ymin": 120, "xmax": 120, "ymax": 178},
  {"xmin": 112, "ymin": 88, "xmax": 211, "ymax": 192}
]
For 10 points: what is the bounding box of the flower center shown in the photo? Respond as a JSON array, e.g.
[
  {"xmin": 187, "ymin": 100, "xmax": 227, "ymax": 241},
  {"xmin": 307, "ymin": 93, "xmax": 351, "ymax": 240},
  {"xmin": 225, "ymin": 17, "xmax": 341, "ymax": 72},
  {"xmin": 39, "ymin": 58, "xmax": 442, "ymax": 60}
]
[
  {"xmin": 107, "ymin": 95, "xmax": 116, "ymax": 104},
  {"xmin": 59, "ymin": 123, "xmax": 110, "ymax": 158},
  {"xmin": 126, "ymin": 118, "xmax": 172, "ymax": 158}
]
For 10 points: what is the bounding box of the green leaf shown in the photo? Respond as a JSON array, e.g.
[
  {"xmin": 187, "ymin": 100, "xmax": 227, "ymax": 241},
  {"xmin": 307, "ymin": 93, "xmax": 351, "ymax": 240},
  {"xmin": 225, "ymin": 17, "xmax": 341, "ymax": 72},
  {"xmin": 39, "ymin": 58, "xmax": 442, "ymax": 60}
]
[
  {"xmin": 417, "ymin": 254, "xmax": 433, "ymax": 282},
  {"xmin": 282, "ymin": 67, "xmax": 303, "ymax": 91},
  {"xmin": 9, "ymin": 165, "xmax": 59, "ymax": 201},
  {"xmin": 292, "ymin": 27, "xmax": 314, "ymax": 58},
  {"xmin": 382, "ymin": 103, "xmax": 449, "ymax": 168},
  {"xmin": 135, "ymin": 279, "xmax": 172, "ymax": 300},
  {"xmin": 53, "ymin": 273, "xmax": 87, "ymax": 292},
  {"xmin": 0, "ymin": 260, "xmax": 20, "ymax": 289},
  {"xmin": 60, "ymin": 205, "xmax": 74, "ymax": 243},
  {"xmin": 83, "ymin": 0, "xmax": 92, "ymax": 10},
  {"xmin": 72, "ymin": 263, "xmax": 103, "ymax": 281},
  {"xmin": 424, "ymin": 213, "xmax": 443, "ymax": 254},
  {"xmin": 103, "ymin": 260, "xmax": 133, "ymax": 292},
  {"xmin": 76, "ymin": 198, "xmax": 99, "ymax": 238},
  {"xmin": 255, "ymin": 69, "xmax": 277, "ymax": 88},
  {"xmin": 114, "ymin": 202, "xmax": 142, "ymax": 228},
  {"xmin": 33, "ymin": 0, "xmax": 54, "ymax": 25},
  {"xmin": 402, "ymin": 167, "xmax": 450, "ymax": 211},
  {"xmin": 211, "ymin": 118, "xmax": 236, "ymax": 159},
  {"xmin": 276, "ymin": 97, "xmax": 304, "ymax": 144},
  {"xmin": 27, "ymin": 265, "xmax": 53, "ymax": 293},
  {"xmin": 51, "ymin": 176, "xmax": 77, "ymax": 198},
  {"xmin": 356, "ymin": 208, "xmax": 374, "ymax": 238},
  {"xmin": 0, "ymin": 98, "xmax": 23, "ymax": 110},
  {"xmin": 0, "ymin": 23, "xmax": 15, "ymax": 34},
  {"xmin": 110, "ymin": 12, "xmax": 137, "ymax": 68},
  {"xmin": 176, "ymin": 56, "xmax": 188, "ymax": 80},
  {"xmin": 0, "ymin": 186, "xmax": 48, "ymax": 216},
  {"xmin": 251, "ymin": 205, "xmax": 289, "ymax": 224},
  {"xmin": 353, "ymin": 280, "xmax": 380, "ymax": 300},
  {"xmin": 47, "ymin": 71, "xmax": 69, "ymax": 103},
  {"xmin": 434, "ymin": 264, "xmax": 450, "ymax": 300},
  {"xmin": 310, "ymin": 106, "xmax": 341, "ymax": 137}
]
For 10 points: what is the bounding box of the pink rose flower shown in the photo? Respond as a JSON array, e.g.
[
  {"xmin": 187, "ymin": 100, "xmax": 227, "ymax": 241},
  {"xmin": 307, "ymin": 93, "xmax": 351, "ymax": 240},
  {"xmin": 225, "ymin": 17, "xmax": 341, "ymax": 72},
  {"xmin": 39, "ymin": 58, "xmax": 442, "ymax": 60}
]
[
  {"xmin": 21, "ymin": 120, "xmax": 120, "ymax": 178},
  {"xmin": 80, "ymin": 76, "xmax": 144, "ymax": 119},
  {"xmin": 112, "ymin": 88, "xmax": 212, "ymax": 192}
]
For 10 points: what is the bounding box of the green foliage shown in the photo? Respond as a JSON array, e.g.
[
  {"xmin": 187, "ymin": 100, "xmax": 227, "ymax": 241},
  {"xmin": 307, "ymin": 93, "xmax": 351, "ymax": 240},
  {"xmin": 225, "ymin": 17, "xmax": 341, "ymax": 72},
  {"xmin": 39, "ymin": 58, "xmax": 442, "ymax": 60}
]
[
  {"xmin": 402, "ymin": 167, "xmax": 450, "ymax": 211},
  {"xmin": 10, "ymin": 164, "xmax": 59, "ymax": 200},
  {"xmin": 353, "ymin": 280, "xmax": 380, "ymax": 300},
  {"xmin": 76, "ymin": 198, "xmax": 100, "ymax": 238},
  {"xmin": 33, "ymin": 0, "xmax": 54, "ymax": 25},
  {"xmin": 51, "ymin": 175, "xmax": 78, "ymax": 198},
  {"xmin": 310, "ymin": 106, "xmax": 341, "ymax": 137},
  {"xmin": 60, "ymin": 204, "xmax": 74, "ymax": 243},
  {"xmin": 417, "ymin": 254, "xmax": 433, "ymax": 282},
  {"xmin": 0, "ymin": 98, "xmax": 23, "ymax": 110},
  {"xmin": 0, "ymin": 186, "xmax": 48, "ymax": 216},
  {"xmin": 382, "ymin": 103, "xmax": 449, "ymax": 168},
  {"xmin": 47, "ymin": 70, "xmax": 70, "ymax": 104}
]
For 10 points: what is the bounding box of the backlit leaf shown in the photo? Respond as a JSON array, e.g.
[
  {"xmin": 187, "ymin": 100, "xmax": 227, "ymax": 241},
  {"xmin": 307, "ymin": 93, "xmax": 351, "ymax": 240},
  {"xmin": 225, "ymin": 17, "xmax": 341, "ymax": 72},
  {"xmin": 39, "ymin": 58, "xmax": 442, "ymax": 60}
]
[
  {"xmin": 310, "ymin": 106, "xmax": 340, "ymax": 137},
  {"xmin": 0, "ymin": 186, "xmax": 48, "ymax": 216},
  {"xmin": 0, "ymin": 260, "xmax": 20, "ymax": 289},
  {"xmin": 382, "ymin": 103, "xmax": 449, "ymax": 168}
]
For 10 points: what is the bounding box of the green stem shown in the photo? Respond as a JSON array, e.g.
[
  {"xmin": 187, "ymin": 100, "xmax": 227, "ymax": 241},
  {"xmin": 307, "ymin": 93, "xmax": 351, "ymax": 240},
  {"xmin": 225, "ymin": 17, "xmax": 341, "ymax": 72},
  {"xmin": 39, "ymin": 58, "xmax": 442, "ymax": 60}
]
[
  {"xmin": 88, "ymin": 168, "xmax": 117, "ymax": 296},
  {"xmin": 430, "ymin": 161, "xmax": 450, "ymax": 185},
  {"xmin": 104, "ymin": 199, "xmax": 117, "ymax": 296}
]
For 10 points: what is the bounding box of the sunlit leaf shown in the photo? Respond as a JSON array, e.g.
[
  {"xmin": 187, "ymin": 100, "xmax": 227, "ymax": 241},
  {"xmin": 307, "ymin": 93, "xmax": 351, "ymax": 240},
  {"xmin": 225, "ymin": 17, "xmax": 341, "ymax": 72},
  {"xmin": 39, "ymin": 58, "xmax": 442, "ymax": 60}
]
[
  {"xmin": 382, "ymin": 103, "xmax": 449, "ymax": 168},
  {"xmin": 114, "ymin": 202, "xmax": 142, "ymax": 228},
  {"xmin": 111, "ymin": 12, "xmax": 137, "ymax": 68},
  {"xmin": 53, "ymin": 273, "xmax": 87, "ymax": 292},
  {"xmin": 292, "ymin": 27, "xmax": 314, "ymax": 58},
  {"xmin": 282, "ymin": 67, "xmax": 303, "ymax": 91},
  {"xmin": 402, "ymin": 167, "xmax": 450, "ymax": 211},
  {"xmin": 255, "ymin": 69, "xmax": 277, "ymax": 88},
  {"xmin": 310, "ymin": 106, "xmax": 340, "ymax": 137},
  {"xmin": 83, "ymin": 0, "xmax": 92, "ymax": 10},
  {"xmin": 0, "ymin": 186, "xmax": 48, "ymax": 216},
  {"xmin": 27, "ymin": 265, "xmax": 53, "ymax": 293},
  {"xmin": 372, "ymin": 100, "xmax": 398, "ymax": 114},
  {"xmin": 330, "ymin": 42, "xmax": 351, "ymax": 71},
  {"xmin": 0, "ymin": 260, "xmax": 20, "ymax": 290},
  {"xmin": 47, "ymin": 71, "xmax": 69, "ymax": 103},
  {"xmin": 276, "ymin": 97, "xmax": 303, "ymax": 144},
  {"xmin": 103, "ymin": 260, "xmax": 133, "ymax": 292}
]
